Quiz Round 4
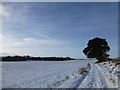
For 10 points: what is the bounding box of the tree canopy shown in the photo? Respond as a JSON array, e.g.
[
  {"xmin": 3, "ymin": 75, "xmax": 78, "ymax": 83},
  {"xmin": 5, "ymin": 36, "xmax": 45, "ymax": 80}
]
[{"xmin": 83, "ymin": 37, "xmax": 110, "ymax": 62}]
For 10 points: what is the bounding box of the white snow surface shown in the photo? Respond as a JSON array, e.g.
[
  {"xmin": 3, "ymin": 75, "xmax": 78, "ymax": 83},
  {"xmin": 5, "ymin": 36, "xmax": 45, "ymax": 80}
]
[
  {"xmin": 2, "ymin": 60, "xmax": 119, "ymax": 88},
  {"xmin": 96, "ymin": 61, "xmax": 119, "ymax": 88}
]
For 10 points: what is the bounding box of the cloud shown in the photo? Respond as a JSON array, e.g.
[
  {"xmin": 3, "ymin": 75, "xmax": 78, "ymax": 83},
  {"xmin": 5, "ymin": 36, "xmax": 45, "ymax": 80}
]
[
  {"xmin": 1, "ymin": 33, "xmax": 68, "ymax": 56},
  {"xmin": 2, "ymin": 34, "xmax": 67, "ymax": 49},
  {"xmin": 22, "ymin": 37, "xmax": 66, "ymax": 46}
]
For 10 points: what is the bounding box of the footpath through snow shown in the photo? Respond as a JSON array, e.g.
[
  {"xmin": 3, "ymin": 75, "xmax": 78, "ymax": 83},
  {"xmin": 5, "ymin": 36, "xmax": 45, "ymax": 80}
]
[
  {"xmin": 59, "ymin": 63, "xmax": 109, "ymax": 88},
  {"xmin": 79, "ymin": 63, "xmax": 108, "ymax": 88}
]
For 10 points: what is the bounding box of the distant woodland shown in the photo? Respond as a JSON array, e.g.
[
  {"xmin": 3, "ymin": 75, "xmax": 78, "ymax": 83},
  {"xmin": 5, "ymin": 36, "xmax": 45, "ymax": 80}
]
[{"xmin": 1, "ymin": 56, "xmax": 75, "ymax": 61}]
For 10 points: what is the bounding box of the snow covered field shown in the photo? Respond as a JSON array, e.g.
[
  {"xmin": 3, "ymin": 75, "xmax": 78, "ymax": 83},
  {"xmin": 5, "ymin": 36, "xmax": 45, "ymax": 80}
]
[
  {"xmin": 2, "ymin": 60, "xmax": 119, "ymax": 88},
  {"xmin": 96, "ymin": 61, "xmax": 119, "ymax": 88}
]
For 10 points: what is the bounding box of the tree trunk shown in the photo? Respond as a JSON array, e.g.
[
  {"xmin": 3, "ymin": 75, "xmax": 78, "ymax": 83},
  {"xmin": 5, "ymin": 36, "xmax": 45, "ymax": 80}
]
[{"xmin": 96, "ymin": 57, "xmax": 104, "ymax": 62}]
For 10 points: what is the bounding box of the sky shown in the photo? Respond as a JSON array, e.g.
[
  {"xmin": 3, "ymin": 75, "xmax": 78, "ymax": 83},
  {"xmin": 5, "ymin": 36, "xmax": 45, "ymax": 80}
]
[{"xmin": 0, "ymin": 2, "xmax": 118, "ymax": 58}]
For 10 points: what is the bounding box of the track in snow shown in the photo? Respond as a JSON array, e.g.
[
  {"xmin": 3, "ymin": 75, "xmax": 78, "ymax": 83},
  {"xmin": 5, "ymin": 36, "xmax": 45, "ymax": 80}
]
[
  {"xmin": 78, "ymin": 63, "xmax": 108, "ymax": 88},
  {"xmin": 58, "ymin": 63, "xmax": 108, "ymax": 88}
]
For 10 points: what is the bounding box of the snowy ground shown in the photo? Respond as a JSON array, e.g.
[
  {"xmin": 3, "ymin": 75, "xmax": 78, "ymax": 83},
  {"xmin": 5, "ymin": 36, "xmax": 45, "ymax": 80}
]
[
  {"xmin": 2, "ymin": 60, "xmax": 119, "ymax": 88},
  {"xmin": 96, "ymin": 61, "xmax": 119, "ymax": 88}
]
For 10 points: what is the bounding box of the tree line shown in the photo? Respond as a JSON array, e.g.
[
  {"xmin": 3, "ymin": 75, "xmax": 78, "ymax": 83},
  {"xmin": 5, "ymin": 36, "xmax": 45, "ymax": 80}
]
[{"xmin": 1, "ymin": 56, "xmax": 75, "ymax": 61}]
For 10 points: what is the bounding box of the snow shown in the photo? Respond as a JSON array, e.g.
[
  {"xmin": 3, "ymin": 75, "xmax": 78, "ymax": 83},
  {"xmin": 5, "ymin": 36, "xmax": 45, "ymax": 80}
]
[
  {"xmin": 96, "ymin": 61, "xmax": 119, "ymax": 88},
  {"xmin": 79, "ymin": 64, "xmax": 108, "ymax": 88},
  {"xmin": 2, "ymin": 60, "xmax": 119, "ymax": 88},
  {"xmin": 2, "ymin": 60, "xmax": 94, "ymax": 88}
]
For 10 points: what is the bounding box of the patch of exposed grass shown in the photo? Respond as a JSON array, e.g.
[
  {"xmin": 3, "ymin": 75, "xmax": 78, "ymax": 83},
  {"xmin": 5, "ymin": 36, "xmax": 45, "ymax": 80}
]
[
  {"xmin": 109, "ymin": 78, "xmax": 115, "ymax": 85},
  {"xmin": 53, "ymin": 76, "xmax": 69, "ymax": 86},
  {"xmin": 95, "ymin": 58, "xmax": 120, "ymax": 65},
  {"xmin": 111, "ymin": 59, "xmax": 120, "ymax": 65},
  {"xmin": 79, "ymin": 67, "xmax": 87, "ymax": 74},
  {"xmin": 78, "ymin": 63, "xmax": 91, "ymax": 74}
]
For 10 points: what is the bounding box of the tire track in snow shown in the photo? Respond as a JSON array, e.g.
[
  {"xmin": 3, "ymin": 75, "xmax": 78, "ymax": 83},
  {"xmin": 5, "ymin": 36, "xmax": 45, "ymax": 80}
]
[
  {"xmin": 78, "ymin": 63, "xmax": 108, "ymax": 88},
  {"xmin": 75, "ymin": 65, "xmax": 91, "ymax": 88},
  {"xmin": 58, "ymin": 64, "xmax": 91, "ymax": 88}
]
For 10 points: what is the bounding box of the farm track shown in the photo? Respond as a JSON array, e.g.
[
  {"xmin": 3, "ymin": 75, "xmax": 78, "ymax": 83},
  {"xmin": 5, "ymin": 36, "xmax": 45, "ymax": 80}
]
[{"xmin": 78, "ymin": 63, "xmax": 108, "ymax": 88}]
